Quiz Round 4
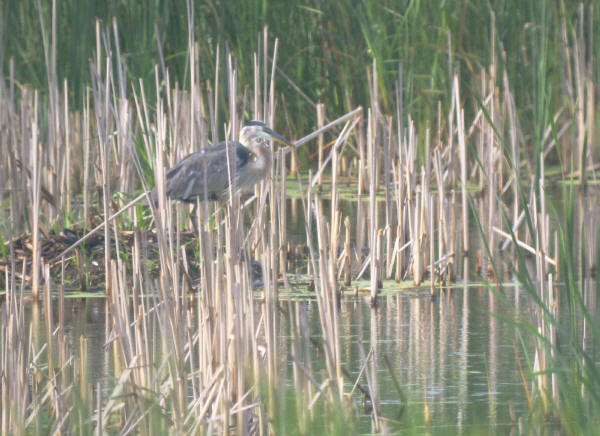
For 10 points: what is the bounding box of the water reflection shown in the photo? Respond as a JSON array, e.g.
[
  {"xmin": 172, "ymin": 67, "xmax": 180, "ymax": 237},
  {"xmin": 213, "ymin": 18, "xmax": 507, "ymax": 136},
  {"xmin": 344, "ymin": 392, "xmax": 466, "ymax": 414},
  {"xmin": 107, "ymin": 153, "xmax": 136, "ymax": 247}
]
[
  {"xmin": 283, "ymin": 280, "xmax": 535, "ymax": 433},
  {"xmin": 6, "ymin": 284, "xmax": 537, "ymax": 434},
  {"xmin": 333, "ymin": 284, "xmax": 533, "ymax": 433}
]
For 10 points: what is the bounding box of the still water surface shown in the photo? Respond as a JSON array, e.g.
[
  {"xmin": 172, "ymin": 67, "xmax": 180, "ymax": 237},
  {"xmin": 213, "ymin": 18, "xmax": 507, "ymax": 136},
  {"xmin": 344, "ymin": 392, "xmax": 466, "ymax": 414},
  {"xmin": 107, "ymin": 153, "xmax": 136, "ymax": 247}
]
[
  {"xmin": 299, "ymin": 284, "xmax": 531, "ymax": 434},
  {"xmin": 26, "ymin": 281, "xmax": 538, "ymax": 434}
]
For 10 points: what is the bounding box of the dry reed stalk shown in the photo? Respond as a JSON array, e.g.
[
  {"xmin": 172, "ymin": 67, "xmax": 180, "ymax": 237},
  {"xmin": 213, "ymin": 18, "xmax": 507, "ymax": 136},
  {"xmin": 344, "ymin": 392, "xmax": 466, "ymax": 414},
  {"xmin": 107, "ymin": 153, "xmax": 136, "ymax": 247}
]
[
  {"xmin": 224, "ymin": 63, "xmax": 245, "ymax": 417},
  {"xmin": 503, "ymin": 69, "xmax": 521, "ymax": 234},
  {"xmin": 531, "ymin": 190, "xmax": 541, "ymax": 287},
  {"xmin": 57, "ymin": 269, "xmax": 70, "ymax": 419},
  {"xmin": 343, "ymin": 217, "xmax": 352, "ymax": 286},
  {"xmin": 83, "ymin": 88, "xmax": 91, "ymax": 229},
  {"xmin": 547, "ymin": 273, "xmax": 560, "ymax": 408},
  {"xmin": 406, "ymin": 118, "xmax": 417, "ymax": 205},
  {"xmin": 539, "ymin": 152, "xmax": 549, "ymax": 276},
  {"xmin": 368, "ymin": 59, "xmax": 381, "ymax": 192},
  {"xmin": 429, "ymin": 195, "xmax": 434, "ymax": 292},
  {"xmin": 585, "ymin": 5, "xmax": 595, "ymax": 183},
  {"xmin": 62, "ymin": 80, "xmax": 71, "ymax": 217},
  {"xmin": 263, "ymin": 41, "xmax": 282, "ymax": 415},
  {"xmin": 492, "ymin": 227, "xmax": 556, "ymax": 268},
  {"xmin": 421, "ymin": 143, "xmax": 431, "ymax": 275},
  {"xmin": 449, "ymin": 189, "xmax": 457, "ymax": 281},
  {"xmin": 263, "ymin": 28, "xmax": 269, "ymax": 123},
  {"xmin": 384, "ymin": 223, "xmax": 393, "ymax": 280},
  {"xmin": 291, "ymin": 106, "xmax": 363, "ymax": 149},
  {"xmin": 573, "ymin": 6, "xmax": 586, "ymax": 181},
  {"xmin": 289, "ymin": 301, "xmax": 315, "ymax": 431},
  {"xmin": 329, "ymin": 122, "xmax": 340, "ymax": 285},
  {"xmin": 394, "ymin": 222, "xmax": 405, "ymax": 282},
  {"xmin": 371, "ymin": 229, "xmax": 383, "ymax": 304},
  {"xmin": 384, "ymin": 119, "xmax": 393, "ymax": 279},
  {"xmin": 411, "ymin": 183, "xmax": 422, "ymax": 286},
  {"xmin": 367, "ymin": 109, "xmax": 378, "ymax": 296},
  {"xmin": 41, "ymin": 0, "xmax": 59, "ymax": 224},
  {"xmin": 43, "ymin": 263, "xmax": 64, "ymax": 427},
  {"xmin": 108, "ymin": 257, "xmax": 155, "ymax": 433},
  {"xmin": 31, "ymin": 92, "xmax": 41, "ymax": 299},
  {"xmin": 447, "ymin": 71, "xmax": 457, "ymax": 187},
  {"xmin": 278, "ymin": 148, "xmax": 288, "ymax": 278},
  {"xmin": 533, "ymin": 316, "xmax": 549, "ymax": 409},
  {"xmin": 253, "ymin": 51, "xmax": 261, "ymax": 122},
  {"xmin": 433, "ymin": 150, "xmax": 447, "ymax": 275},
  {"xmin": 454, "ymin": 74, "xmax": 469, "ymax": 255},
  {"xmin": 93, "ymin": 51, "xmax": 113, "ymax": 294},
  {"xmin": 358, "ymin": 339, "xmax": 381, "ymax": 433},
  {"xmin": 309, "ymin": 118, "xmax": 359, "ymax": 188},
  {"xmin": 419, "ymin": 170, "xmax": 427, "ymax": 282},
  {"xmin": 480, "ymin": 98, "xmax": 495, "ymax": 276},
  {"xmin": 394, "ymin": 129, "xmax": 406, "ymax": 281},
  {"xmin": 5, "ymin": 60, "xmax": 24, "ymax": 237},
  {"xmin": 317, "ymin": 103, "xmax": 325, "ymax": 188},
  {"xmin": 1, "ymin": 259, "xmax": 27, "ymax": 433},
  {"xmin": 307, "ymin": 190, "xmax": 343, "ymax": 402}
]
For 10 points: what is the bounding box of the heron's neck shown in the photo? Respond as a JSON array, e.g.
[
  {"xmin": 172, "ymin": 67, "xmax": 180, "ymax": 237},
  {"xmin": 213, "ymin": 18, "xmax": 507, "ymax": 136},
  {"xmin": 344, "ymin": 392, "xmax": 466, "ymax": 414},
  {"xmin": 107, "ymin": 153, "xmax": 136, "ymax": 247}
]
[{"xmin": 248, "ymin": 144, "xmax": 272, "ymax": 173}]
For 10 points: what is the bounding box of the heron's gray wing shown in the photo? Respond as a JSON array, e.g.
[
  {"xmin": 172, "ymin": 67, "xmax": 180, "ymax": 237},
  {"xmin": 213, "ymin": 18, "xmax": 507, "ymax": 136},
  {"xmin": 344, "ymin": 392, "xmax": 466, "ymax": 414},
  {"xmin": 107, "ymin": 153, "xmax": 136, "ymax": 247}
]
[{"xmin": 162, "ymin": 141, "xmax": 249, "ymax": 202}]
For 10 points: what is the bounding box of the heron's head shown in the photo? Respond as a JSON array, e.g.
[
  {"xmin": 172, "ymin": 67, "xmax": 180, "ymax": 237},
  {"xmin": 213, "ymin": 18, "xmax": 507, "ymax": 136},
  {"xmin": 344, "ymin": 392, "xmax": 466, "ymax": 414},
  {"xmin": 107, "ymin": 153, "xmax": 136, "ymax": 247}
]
[{"xmin": 239, "ymin": 121, "xmax": 290, "ymax": 152}]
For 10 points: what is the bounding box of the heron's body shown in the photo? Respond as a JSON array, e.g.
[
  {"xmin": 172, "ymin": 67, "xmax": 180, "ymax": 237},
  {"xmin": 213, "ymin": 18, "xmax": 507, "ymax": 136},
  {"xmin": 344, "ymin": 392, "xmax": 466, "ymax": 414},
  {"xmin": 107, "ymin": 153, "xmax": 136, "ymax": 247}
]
[
  {"xmin": 161, "ymin": 140, "xmax": 258, "ymax": 202},
  {"xmin": 150, "ymin": 121, "xmax": 288, "ymax": 205}
]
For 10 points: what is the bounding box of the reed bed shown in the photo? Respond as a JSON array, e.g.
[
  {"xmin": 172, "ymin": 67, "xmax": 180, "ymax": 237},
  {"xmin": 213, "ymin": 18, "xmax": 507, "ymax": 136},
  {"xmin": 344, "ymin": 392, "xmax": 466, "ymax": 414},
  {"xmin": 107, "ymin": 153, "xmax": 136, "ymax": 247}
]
[{"xmin": 0, "ymin": 3, "xmax": 599, "ymax": 434}]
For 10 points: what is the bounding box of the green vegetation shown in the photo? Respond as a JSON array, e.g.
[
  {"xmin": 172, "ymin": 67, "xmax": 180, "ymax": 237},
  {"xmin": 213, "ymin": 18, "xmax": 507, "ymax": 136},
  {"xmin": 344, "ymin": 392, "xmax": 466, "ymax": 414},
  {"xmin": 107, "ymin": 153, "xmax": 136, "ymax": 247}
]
[
  {"xmin": 2, "ymin": 1, "xmax": 597, "ymax": 159},
  {"xmin": 1, "ymin": 1, "xmax": 599, "ymax": 435}
]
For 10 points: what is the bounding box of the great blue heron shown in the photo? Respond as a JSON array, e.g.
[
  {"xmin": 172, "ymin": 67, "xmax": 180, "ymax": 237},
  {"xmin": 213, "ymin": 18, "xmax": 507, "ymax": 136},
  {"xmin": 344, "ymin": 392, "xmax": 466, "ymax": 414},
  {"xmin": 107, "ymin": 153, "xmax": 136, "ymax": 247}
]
[{"xmin": 150, "ymin": 120, "xmax": 290, "ymax": 205}]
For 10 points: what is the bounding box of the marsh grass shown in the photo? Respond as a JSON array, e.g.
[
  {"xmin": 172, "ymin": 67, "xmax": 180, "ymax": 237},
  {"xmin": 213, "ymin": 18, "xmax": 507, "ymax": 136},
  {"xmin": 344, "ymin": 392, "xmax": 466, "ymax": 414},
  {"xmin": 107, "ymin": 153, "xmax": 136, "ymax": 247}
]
[{"xmin": 0, "ymin": 1, "xmax": 599, "ymax": 434}]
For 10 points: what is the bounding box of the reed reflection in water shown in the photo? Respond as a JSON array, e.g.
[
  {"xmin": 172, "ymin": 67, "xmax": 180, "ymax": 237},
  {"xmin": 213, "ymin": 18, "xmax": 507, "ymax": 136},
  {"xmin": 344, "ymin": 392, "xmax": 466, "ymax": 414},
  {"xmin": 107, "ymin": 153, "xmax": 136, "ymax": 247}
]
[{"xmin": 9, "ymin": 279, "xmax": 545, "ymax": 433}]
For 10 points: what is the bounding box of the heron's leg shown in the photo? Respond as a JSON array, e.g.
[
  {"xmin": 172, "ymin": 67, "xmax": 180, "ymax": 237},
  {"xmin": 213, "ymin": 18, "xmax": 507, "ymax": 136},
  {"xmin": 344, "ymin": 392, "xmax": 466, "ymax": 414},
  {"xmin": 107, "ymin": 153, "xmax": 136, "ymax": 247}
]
[
  {"xmin": 191, "ymin": 198, "xmax": 222, "ymax": 233},
  {"xmin": 214, "ymin": 200, "xmax": 227, "ymax": 219},
  {"xmin": 190, "ymin": 202, "xmax": 199, "ymax": 234}
]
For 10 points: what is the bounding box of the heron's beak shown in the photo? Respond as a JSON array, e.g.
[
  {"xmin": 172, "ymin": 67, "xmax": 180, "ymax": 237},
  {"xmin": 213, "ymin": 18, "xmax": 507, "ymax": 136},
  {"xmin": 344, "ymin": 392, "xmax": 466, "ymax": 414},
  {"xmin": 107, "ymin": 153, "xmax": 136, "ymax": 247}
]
[{"xmin": 265, "ymin": 127, "xmax": 291, "ymax": 146}]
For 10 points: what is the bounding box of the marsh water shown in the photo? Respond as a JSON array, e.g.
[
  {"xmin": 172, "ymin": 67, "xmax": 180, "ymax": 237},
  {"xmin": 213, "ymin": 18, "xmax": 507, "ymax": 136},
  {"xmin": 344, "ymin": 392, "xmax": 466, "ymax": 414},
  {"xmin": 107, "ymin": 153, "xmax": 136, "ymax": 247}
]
[
  {"xmin": 7, "ymin": 186, "xmax": 600, "ymax": 434},
  {"xmin": 18, "ymin": 280, "xmax": 543, "ymax": 434}
]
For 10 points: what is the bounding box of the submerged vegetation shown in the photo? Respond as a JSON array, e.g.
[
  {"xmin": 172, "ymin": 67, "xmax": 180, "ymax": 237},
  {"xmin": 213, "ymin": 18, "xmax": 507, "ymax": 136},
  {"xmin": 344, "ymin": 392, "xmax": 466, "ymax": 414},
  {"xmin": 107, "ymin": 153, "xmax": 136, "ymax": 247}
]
[{"xmin": 1, "ymin": 0, "xmax": 599, "ymax": 434}]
